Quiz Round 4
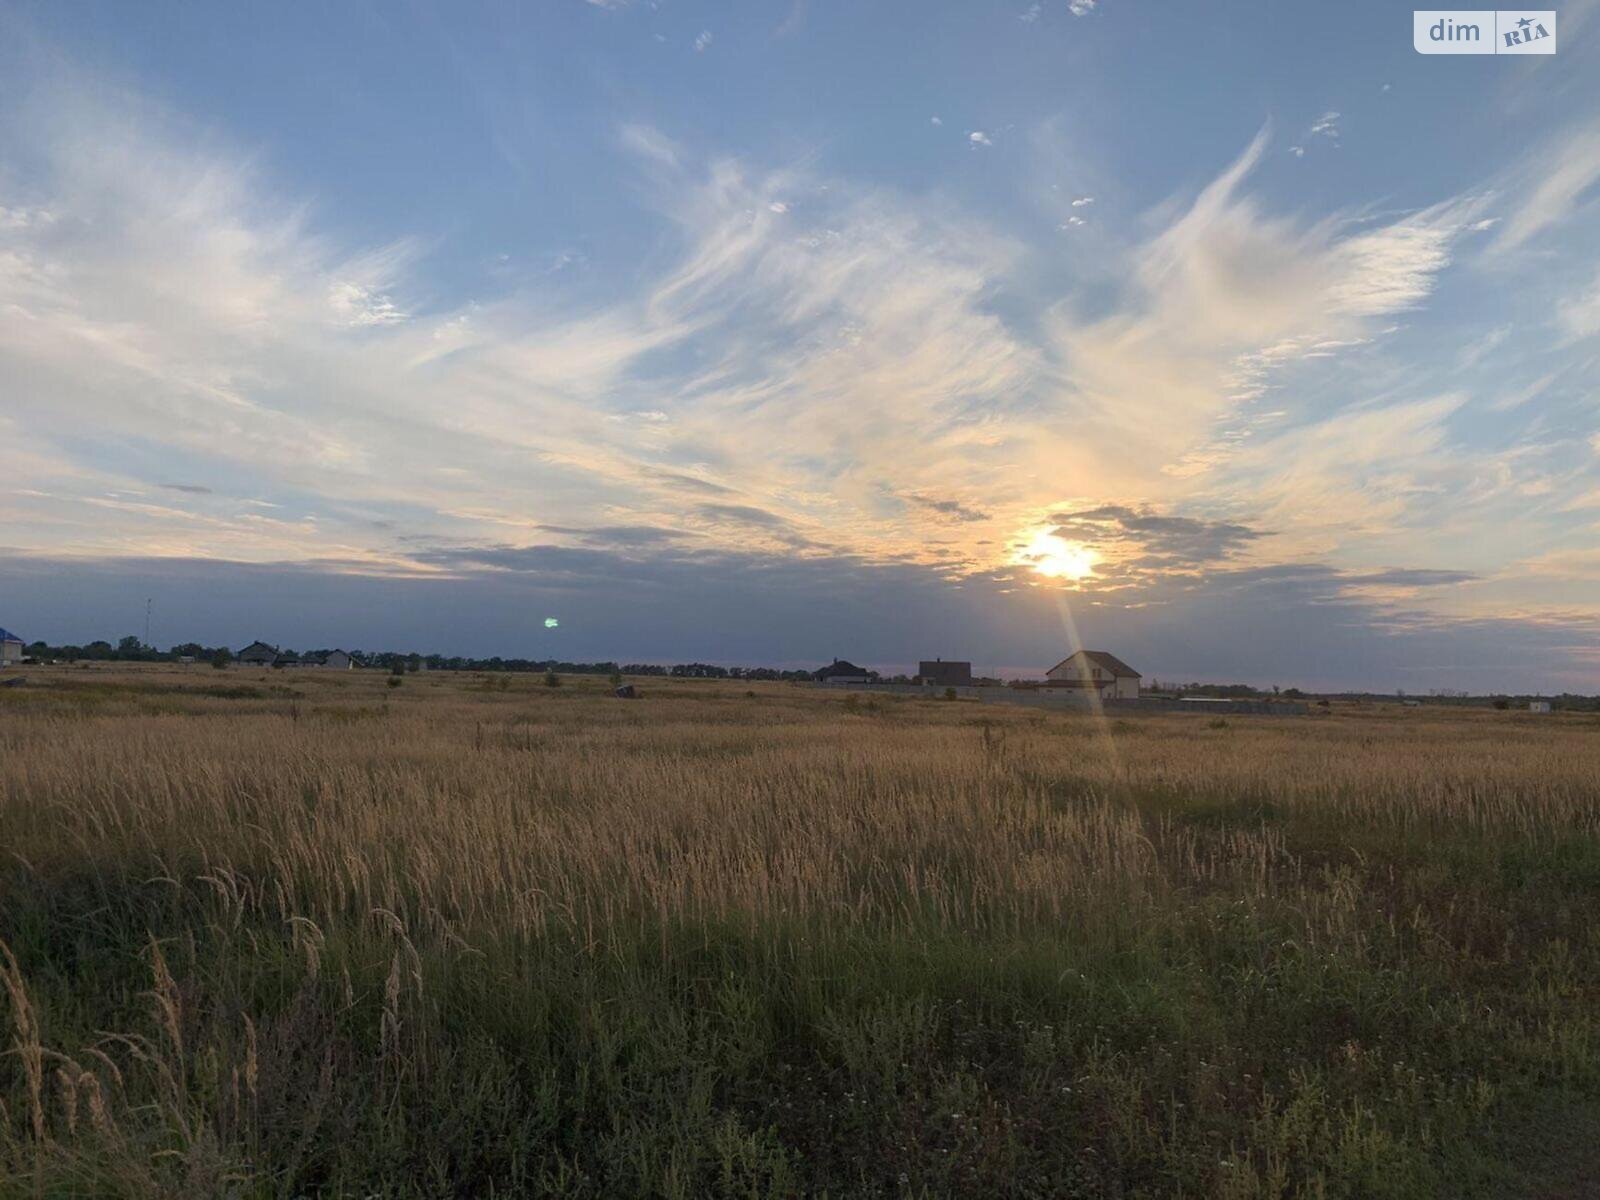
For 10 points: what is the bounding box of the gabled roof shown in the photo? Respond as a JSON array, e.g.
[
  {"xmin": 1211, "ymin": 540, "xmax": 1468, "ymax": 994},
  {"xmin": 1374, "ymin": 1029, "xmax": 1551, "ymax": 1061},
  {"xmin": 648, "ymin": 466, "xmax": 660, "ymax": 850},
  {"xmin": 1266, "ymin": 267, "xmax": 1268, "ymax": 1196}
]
[
  {"xmin": 0, "ymin": 629, "xmax": 23, "ymax": 644},
  {"xmin": 816, "ymin": 658, "xmax": 869, "ymax": 678},
  {"xmin": 239, "ymin": 640, "xmax": 277, "ymax": 655},
  {"xmin": 1046, "ymin": 649, "xmax": 1140, "ymax": 678}
]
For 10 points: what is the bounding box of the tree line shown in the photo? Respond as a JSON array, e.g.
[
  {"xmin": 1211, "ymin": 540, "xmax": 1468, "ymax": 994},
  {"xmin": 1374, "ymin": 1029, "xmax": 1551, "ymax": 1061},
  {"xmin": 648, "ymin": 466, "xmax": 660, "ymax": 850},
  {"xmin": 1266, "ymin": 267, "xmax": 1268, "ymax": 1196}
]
[{"xmin": 18, "ymin": 638, "xmax": 818, "ymax": 680}]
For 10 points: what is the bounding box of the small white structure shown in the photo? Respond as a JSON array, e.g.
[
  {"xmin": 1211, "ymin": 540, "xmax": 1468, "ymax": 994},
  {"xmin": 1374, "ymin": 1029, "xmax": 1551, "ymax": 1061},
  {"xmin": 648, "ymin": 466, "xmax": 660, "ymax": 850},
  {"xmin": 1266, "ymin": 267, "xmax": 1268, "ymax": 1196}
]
[
  {"xmin": 0, "ymin": 628, "xmax": 24, "ymax": 666},
  {"xmin": 1529, "ymin": 700, "xmax": 1551, "ymax": 714},
  {"xmin": 1044, "ymin": 650, "xmax": 1141, "ymax": 700},
  {"xmin": 319, "ymin": 649, "xmax": 355, "ymax": 670}
]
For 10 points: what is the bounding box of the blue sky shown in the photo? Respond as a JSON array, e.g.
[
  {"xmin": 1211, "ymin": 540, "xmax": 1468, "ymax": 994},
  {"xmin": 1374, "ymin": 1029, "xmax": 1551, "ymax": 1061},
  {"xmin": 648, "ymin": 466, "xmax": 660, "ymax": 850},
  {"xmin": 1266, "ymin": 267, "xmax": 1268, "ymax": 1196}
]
[{"xmin": 1, "ymin": 1, "xmax": 1597, "ymax": 689}]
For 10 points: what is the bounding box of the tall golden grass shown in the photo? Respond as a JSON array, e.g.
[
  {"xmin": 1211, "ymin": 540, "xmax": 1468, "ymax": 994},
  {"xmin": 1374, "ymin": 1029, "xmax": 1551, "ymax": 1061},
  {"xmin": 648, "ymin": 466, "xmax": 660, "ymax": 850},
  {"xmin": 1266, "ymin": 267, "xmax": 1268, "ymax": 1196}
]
[{"xmin": 2, "ymin": 665, "xmax": 1598, "ymax": 1196}]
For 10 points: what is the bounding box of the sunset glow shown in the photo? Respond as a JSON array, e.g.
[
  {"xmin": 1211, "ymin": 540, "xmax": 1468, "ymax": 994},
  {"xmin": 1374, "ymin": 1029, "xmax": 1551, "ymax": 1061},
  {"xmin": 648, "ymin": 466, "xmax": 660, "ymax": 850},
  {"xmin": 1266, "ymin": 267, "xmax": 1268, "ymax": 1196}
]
[{"xmin": 1019, "ymin": 530, "xmax": 1099, "ymax": 582}]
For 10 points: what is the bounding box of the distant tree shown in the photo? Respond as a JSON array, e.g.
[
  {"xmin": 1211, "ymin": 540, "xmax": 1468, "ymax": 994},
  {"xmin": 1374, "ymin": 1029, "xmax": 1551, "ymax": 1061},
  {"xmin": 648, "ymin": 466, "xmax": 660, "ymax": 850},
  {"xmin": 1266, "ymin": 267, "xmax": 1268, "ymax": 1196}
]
[
  {"xmin": 390, "ymin": 661, "xmax": 406, "ymax": 678},
  {"xmin": 609, "ymin": 671, "xmax": 623, "ymax": 687},
  {"xmin": 544, "ymin": 670, "xmax": 561, "ymax": 688},
  {"xmin": 209, "ymin": 647, "xmax": 232, "ymax": 670}
]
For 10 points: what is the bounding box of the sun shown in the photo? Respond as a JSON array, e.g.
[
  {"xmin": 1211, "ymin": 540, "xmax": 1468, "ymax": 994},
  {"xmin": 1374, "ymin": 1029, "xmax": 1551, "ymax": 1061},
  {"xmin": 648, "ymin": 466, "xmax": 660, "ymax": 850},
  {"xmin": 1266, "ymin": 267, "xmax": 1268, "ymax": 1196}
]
[{"xmin": 1018, "ymin": 528, "xmax": 1098, "ymax": 581}]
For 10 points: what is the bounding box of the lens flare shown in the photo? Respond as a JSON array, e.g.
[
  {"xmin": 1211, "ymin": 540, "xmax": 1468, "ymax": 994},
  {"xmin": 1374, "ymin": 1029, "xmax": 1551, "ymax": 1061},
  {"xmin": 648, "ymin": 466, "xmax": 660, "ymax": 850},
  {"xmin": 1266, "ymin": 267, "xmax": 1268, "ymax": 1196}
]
[
  {"xmin": 544, "ymin": 617, "xmax": 560, "ymax": 629},
  {"xmin": 1018, "ymin": 529, "xmax": 1098, "ymax": 581}
]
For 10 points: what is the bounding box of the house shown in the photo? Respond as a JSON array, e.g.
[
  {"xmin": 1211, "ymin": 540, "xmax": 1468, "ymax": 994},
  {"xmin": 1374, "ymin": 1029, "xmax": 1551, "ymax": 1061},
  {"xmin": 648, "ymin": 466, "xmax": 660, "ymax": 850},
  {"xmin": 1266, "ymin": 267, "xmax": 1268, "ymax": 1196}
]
[
  {"xmin": 1044, "ymin": 650, "xmax": 1141, "ymax": 700},
  {"xmin": 815, "ymin": 658, "xmax": 872, "ymax": 684},
  {"xmin": 273, "ymin": 650, "xmax": 300, "ymax": 668},
  {"xmin": 295, "ymin": 649, "xmax": 356, "ymax": 669},
  {"xmin": 0, "ymin": 629, "xmax": 24, "ymax": 666},
  {"xmin": 918, "ymin": 659, "xmax": 973, "ymax": 687},
  {"xmin": 237, "ymin": 640, "xmax": 278, "ymax": 666},
  {"xmin": 1530, "ymin": 700, "xmax": 1551, "ymax": 714}
]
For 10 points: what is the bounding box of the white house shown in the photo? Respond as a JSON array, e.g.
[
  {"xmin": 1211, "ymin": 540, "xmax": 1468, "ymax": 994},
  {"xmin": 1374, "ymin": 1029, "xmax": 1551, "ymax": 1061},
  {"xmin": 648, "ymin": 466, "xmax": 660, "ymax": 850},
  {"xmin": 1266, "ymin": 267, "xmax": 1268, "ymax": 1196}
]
[
  {"xmin": 1044, "ymin": 650, "xmax": 1141, "ymax": 700},
  {"xmin": 0, "ymin": 628, "xmax": 24, "ymax": 666},
  {"xmin": 1529, "ymin": 700, "xmax": 1551, "ymax": 714}
]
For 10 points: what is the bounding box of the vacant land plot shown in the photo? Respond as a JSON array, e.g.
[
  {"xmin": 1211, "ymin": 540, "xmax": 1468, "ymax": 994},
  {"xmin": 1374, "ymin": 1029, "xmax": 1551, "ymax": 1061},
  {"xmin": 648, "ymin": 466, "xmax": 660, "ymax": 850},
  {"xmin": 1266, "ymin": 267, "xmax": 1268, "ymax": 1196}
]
[{"xmin": 2, "ymin": 666, "xmax": 1598, "ymax": 1197}]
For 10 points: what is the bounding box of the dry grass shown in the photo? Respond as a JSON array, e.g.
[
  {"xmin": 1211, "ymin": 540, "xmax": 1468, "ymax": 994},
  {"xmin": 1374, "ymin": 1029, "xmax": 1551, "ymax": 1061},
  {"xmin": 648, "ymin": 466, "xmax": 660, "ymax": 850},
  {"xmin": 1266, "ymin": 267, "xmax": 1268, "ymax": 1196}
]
[{"xmin": 2, "ymin": 665, "xmax": 1598, "ymax": 1196}]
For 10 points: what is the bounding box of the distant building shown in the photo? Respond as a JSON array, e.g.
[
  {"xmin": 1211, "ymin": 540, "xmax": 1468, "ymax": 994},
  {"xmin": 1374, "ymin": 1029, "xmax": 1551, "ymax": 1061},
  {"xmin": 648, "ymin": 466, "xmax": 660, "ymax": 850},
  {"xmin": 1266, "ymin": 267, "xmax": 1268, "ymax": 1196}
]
[
  {"xmin": 1530, "ymin": 700, "xmax": 1551, "ymax": 714},
  {"xmin": 237, "ymin": 640, "xmax": 278, "ymax": 666},
  {"xmin": 290, "ymin": 649, "xmax": 356, "ymax": 669},
  {"xmin": 918, "ymin": 659, "xmax": 973, "ymax": 687},
  {"xmin": 1044, "ymin": 650, "xmax": 1141, "ymax": 700},
  {"xmin": 273, "ymin": 650, "xmax": 300, "ymax": 668},
  {"xmin": 0, "ymin": 629, "xmax": 24, "ymax": 666},
  {"xmin": 815, "ymin": 658, "xmax": 872, "ymax": 684}
]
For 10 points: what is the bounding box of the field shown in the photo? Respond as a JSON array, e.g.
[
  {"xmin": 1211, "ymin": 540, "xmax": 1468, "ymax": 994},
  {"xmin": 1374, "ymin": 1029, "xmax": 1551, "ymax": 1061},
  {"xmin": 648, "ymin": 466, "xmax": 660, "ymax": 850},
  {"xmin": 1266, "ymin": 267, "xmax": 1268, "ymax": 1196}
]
[{"xmin": 2, "ymin": 666, "xmax": 1598, "ymax": 1197}]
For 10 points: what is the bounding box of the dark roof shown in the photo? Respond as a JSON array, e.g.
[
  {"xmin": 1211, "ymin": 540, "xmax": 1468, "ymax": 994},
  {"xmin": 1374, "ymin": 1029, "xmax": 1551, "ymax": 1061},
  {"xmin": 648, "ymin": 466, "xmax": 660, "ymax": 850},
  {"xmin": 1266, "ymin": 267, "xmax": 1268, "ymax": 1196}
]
[
  {"xmin": 1047, "ymin": 650, "xmax": 1140, "ymax": 678},
  {"xmin": 918, "ymin": 660, "xmax": 973, "ymax": 683},
  {"xmin": 815, "ymin": 659, "xmax": 869, "ymax": 679},
  {"xmin": 239, "ymin": 640, "xmax": 277, "ymax": 655},
  {"xmin": 0, "ymin": 629, "xmax": 23, "ymax": 644}
]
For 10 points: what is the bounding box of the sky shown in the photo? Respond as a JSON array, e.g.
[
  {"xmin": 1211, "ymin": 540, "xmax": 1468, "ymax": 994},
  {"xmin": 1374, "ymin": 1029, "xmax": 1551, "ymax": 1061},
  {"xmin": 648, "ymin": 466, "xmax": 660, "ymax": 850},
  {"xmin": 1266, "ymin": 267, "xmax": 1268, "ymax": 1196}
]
[{"xmin": 1, "ymin": 1, "xmax": 1598, "ymax": 691}]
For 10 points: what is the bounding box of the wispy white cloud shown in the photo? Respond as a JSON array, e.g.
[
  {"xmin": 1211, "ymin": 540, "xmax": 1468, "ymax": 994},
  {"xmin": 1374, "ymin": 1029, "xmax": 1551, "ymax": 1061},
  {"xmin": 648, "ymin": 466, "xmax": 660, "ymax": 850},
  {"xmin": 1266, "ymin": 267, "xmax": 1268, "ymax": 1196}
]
[
  {"xmin": 3, "ymin": 66, "xmax": 1596, "ymax": 665},
  {"xmin": 693, "ymin": 29, "xmax": 713, "ymax": 52},
  {"xmin": 1490, "ymin": 130, "xmax": 1600, "ymax": 254},
  {"xmin": 1560, "ymin": 268, "xmax": 1600, "ymax": 338}
]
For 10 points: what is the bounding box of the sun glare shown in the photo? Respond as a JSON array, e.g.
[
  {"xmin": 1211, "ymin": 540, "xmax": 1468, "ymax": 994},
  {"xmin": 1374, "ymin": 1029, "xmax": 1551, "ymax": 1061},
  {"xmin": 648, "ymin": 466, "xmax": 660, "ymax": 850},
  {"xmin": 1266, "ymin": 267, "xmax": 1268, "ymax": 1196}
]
[{"xmin": 1019, "ymin": 529, "xmax": 1098, "ymax": 581}]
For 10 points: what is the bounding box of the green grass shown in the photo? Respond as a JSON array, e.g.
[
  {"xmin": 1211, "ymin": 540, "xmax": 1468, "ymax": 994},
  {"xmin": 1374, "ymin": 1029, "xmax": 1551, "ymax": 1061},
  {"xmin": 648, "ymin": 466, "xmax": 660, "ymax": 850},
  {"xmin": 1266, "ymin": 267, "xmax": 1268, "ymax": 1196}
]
[{"xmin": 1, "ymin": 667, "xmax": 1598, "ymax": 1196}]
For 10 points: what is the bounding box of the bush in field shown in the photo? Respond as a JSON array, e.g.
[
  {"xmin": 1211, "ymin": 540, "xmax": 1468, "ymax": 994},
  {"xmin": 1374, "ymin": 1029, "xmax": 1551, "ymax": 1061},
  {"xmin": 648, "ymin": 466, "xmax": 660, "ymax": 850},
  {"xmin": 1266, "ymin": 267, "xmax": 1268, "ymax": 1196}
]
[{"xmin": 544, "ymin": 670, "xmax": 561, "ymax": 688}]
